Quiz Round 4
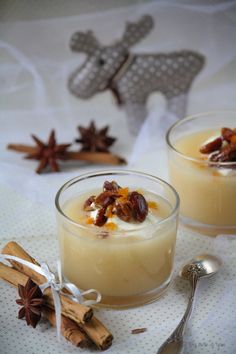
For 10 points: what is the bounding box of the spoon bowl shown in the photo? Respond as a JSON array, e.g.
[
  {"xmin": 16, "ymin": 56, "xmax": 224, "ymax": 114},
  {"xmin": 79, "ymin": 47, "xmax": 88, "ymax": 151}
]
[{"xmin": 180, "ymin": 254, "xmax": 222, "ymax": 280}]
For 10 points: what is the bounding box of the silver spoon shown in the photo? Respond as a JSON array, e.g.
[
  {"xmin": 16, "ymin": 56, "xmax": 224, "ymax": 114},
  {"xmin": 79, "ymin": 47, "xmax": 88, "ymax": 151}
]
[{"xmin": 157, "ymin": 254, "xmax": 222, "ymax": 354}]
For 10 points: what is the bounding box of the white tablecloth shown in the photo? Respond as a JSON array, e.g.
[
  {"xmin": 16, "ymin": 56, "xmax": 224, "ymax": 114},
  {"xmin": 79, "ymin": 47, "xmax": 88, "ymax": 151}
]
[{"xmin": 0, "ymin": 185, "xmax": 236, "ymax": 354}]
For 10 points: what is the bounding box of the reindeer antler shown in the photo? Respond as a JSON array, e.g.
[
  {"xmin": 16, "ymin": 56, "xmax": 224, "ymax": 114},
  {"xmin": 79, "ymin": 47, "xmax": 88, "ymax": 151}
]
[
  {"xmin": 70, "ymin": 30, "xmax": 100, "ymax": 55},
  {"xmin": 121, "ymin": 15, "xmax": 154, "ymax": 48}
]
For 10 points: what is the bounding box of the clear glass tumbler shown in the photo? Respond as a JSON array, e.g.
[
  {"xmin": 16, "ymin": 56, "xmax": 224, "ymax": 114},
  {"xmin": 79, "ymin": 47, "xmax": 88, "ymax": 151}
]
[
  {"xmin": 55, "ymin": 169, "xmax": 179, "ymax": 308},
  {"xmin": 166, "ymin": 111, "xmax": 236, "ymax": 236}
]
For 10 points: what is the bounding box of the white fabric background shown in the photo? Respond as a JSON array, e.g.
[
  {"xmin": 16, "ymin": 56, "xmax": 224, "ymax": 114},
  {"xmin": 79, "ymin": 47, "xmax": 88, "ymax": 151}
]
[
  {"xmin": 0, "ymin": 1, "xmax": 236, "ymax": 353},
  {"xmin": 0, "ymin": 1, "xmax": 236, "ymax": 207}
]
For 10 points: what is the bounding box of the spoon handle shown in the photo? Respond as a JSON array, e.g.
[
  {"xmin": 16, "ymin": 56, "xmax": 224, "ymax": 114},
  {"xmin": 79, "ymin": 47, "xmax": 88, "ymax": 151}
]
[{"xmin": 157, "ymin": 272, "xmax": 198, "ymax": 354}]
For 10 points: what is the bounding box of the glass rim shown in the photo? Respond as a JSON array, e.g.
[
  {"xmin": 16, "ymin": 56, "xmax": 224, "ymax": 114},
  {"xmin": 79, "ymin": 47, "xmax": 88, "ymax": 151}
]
[
  {"xmin": 55, "ymin": 169, "xmax": 180, "ymax": 235},
  {"xmin": 166, "ymin": 110, "xmax": 236, "ymax": 167}
]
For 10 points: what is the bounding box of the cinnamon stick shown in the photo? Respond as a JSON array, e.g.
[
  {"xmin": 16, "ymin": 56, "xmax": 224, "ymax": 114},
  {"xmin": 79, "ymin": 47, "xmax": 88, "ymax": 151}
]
[
  {"xmin": 65, "ymin": 151, "xmax": 126, "ymax": 165},
  {"xmin": 82, "ymin": 317, "xmax": 113, "ymax": 351},
  {"xmin": 2, "ymin": 241, "xmax": 45, "ymax": 284},
  {"xmin": 2, "ymin": 242, "xmax": 93, "ymax": 324},
  {"xmin": 0, "ymin": 261, "xmax": 27, "ymax": 287},
  {"xmin": 7, "ymin": 144, "xmax": 36, "ymax": 154},
  {"xmin": 2, "ymin": 241, "xmax": 113, "ymax": 350},
  {"xmin": 43, "ymin": 307, "xmax": 90, "ymax": 348},
  {"xmin": 0, "ymin": 263, "xmax": 89, "ymax": 348},
  {"xmin": 7, "ymin": 144, "xmax": 126, "ymax": 165}
]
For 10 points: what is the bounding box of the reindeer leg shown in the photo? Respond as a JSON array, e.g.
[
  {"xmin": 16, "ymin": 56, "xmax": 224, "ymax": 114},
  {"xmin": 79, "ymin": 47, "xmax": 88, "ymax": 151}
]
[
  {"xmin": 166, "ymin": 94, "xmax": 188, "ymax": 120},
  {"xmin": 124, "ymin": 102, "xmax": 148, "ymax": 135}
]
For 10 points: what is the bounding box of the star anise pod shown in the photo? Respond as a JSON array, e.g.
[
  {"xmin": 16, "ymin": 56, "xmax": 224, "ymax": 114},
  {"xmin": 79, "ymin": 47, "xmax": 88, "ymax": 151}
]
[
  {"xmin": 16, "ymin": 278, "xmax": 44, "ymax": 328},
  {"xmin": 25, "ymin": 130, "xmax": 71, "ymax": 173},
  {"xmin": 75, "ymin": 121, "xmax": 116, "ymax": 152}
]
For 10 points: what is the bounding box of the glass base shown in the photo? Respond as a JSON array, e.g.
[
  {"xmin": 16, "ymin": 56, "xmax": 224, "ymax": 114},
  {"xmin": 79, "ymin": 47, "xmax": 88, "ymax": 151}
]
[
  {"xmin": 96, "ymin": 278, "xmax": 171, "ymax": 309},
  {"xmin": 180, "ymin": 215, "xmax": 236, "ymax": 236},
  {"xmin": 77, "ymin": 277, "xmax": 171, "ymax": 309}
]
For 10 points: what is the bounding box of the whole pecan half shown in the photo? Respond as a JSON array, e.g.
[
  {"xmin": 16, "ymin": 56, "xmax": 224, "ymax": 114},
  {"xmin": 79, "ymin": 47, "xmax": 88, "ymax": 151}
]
[
  {"xmin": 129, "ymin": 191, "xmax": 148, "ymax": 222},
  {"xmin": 83, "ymin": 195, "xmax": 96, "ymax": 211},
  {"xmin": 95, "ymin": 191, "xmax": 119, "ymax": 209},
  {"xmin": 200, "ymin": 137, "xmax": 222, "ymax": 154},
  {"xmin": 229, "ymin": 145, "xmax": 236, "ymax": 161},
  {"xmin": 210, "ymin": 144, "xmax": 236, "ymax": 163},
  {"xmin": 116, "ymin": 201, "xmax": 133, "ymax": 222},
  {"xmin": 94, "ymin": 207, "xmax": 108, "ymax": 226},
  {"xmin": 103, "ymin": 180, "xmax": 120, "ymax": 191},
  {"xmin": 221, "ymin": 127, "xmax": 235, "ymax": 143}
]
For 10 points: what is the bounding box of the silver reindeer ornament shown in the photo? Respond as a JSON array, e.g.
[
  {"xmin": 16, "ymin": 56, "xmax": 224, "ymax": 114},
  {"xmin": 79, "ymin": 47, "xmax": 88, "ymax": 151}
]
[{"xmin": 68, "ymin": 15, "xmax": 205, "ymax": 134}]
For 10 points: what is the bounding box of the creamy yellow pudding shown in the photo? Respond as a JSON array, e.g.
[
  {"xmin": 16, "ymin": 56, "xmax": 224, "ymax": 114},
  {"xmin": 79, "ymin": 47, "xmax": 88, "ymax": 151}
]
[
  {"xmin": 168, "ymin": 128, "xmax": 236, "ymax": 230},
  {"xmin": 57, "ymin": 178, "xmax": 178, "ymax": 307}
]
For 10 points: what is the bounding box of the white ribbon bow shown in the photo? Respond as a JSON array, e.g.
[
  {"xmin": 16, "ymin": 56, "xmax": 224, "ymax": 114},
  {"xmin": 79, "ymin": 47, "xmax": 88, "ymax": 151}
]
[{"xmin": 0, "ymin": 254, "xmax": 101, "ymax": 340}]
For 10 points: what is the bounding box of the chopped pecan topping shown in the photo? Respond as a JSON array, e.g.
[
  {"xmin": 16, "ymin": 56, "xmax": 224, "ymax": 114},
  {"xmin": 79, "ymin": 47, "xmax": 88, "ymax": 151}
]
[
  {"xmin": 221, "ymin": 127, "xmax": 235, "ymax": 143},
  {"xmin": 116, "ymin": 201, "xmax": 133, "ymax": 222},
  {"xmin": 128, "ymin": 191, "xmax": 148, "ymax": 222},
  {"xmin": 103, "ymin": 180, "xmax": 120, "ymax": 191},
  {"xmin": 84, "ymin": 180, "xmax": 149, "ymax": 228},
  {"xmin": 95, "ymin": 191, "xmax": 119, "ymax": 209},
  {"xmin": 199, "ymin": 137, "xmax": 222, "ymax": 154},
  {"xmin": 94, "ymin": 207, "xmax": 108, "ymax": 226},
  {"xmin": 200, "ymin": 126, "xmax": 236, "ymax": 168},
  {"xmin": 83, "ymin": 195, "xmax": 96, "ymax": 211},
  {"xmin": 210, "ymin": 145, "xmax": 236, "ymax": 167}
]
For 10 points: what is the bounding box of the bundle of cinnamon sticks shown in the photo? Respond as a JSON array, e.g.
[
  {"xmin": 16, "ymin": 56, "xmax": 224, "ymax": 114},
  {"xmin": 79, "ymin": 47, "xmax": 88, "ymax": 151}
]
[{"xmin": 0, "ymin": 241, "xmax": 113, "ymax": 350}]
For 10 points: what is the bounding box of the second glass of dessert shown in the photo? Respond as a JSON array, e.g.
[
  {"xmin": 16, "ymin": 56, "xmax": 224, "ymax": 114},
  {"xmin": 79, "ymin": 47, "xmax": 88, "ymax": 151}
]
[
  {"xmin": 55, "ymin": 170, "xmax": 179, "ymax": 307},
  {"xmin": 167, "ymin": 111, "xmax": 236, "ymax": 235}
]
